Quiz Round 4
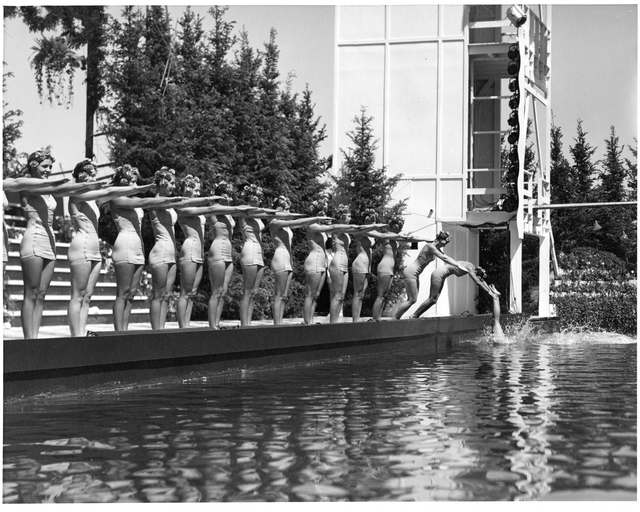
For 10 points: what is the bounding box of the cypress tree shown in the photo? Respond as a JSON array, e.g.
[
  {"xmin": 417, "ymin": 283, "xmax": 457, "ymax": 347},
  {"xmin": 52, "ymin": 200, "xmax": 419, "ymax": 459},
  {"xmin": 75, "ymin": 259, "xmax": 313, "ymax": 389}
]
[{"xmin": 599, "ymin": 126, "xmax": 626, "ymax": 203}]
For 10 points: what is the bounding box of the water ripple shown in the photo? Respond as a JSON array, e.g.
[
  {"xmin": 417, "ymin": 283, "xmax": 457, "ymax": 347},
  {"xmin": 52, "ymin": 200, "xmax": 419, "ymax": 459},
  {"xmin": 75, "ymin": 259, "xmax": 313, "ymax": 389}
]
[{"xmin": 3, "ymin": 332, "xmax": 636, "ymax": 502}]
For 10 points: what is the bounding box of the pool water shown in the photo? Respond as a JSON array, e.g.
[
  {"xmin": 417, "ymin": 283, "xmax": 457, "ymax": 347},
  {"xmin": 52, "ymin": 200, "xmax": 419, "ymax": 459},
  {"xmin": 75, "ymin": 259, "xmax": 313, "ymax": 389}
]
[{"xmin": 3, "ymin": 327, "xmax": 637, "ymax": 502}]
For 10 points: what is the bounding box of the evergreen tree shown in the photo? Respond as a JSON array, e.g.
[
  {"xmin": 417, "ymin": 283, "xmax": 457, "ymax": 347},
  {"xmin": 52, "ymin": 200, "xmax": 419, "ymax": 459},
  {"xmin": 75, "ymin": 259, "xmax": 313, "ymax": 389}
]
[
  {"xmin": 255, "ymin": 29, "xmax": 296, "ymax": 201},
  {"xmin": 569, "ymin": 120, "xmax": 596, "ymax": 201},
  {"xmin": 337, "ymin": 108, "xmax": 404, "ymax": 222},
  {"xmin": 287, "ymin": 85, "xmax": 329, "ymax": 210},
  {"xmin": 334, "ymin": 108, "xmax": 408, "ymax": 316},
  {"xmin": 101, "ymin": 6, "xmax": 172, "ymax": 174},
  {"xmin": 550, "ymin": 125, "xmax": 573, "ymax": 204},
  {"xmin": 590, "ymin": 128, "xmax": 637, "ymax": 266},
  {"xmin": 560, "ymin": 120, "xmax": 598, "ymax": 251},
  {"xmin": 624, "ymin": 139, "xmax": 637, "ymax": 201},
  {"xmin": 599, "ymin": 126, "xmax": 626, "ymax": 202},
  {"xmin": 549, "ymin": 125, "xmax": 574, "ymax": 253}
]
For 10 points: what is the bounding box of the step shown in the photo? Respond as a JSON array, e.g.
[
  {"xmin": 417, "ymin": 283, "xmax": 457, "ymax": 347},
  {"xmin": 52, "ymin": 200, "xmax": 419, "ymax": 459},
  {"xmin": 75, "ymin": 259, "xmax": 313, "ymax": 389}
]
[
  {"xmin": 4, "ymin": 280, "xmax": 118, "ymax": 295},
  {"xmin": 7, "ymin": 294, "xmax": 149, "ymax": 309},
  {"xmin": 7, "ymin": 237, "xmax": 71, "ymax": 256},
  {"xmin": 6, "ymin": 250, "xmax": 72, "ymax": 269},
  {"xmin": 4, "ymin": 308, "xmax": 151, "ymax": 328},
  {"xmin": 4, "ymin": 264, "xmax": 114, "ymax": 282}
]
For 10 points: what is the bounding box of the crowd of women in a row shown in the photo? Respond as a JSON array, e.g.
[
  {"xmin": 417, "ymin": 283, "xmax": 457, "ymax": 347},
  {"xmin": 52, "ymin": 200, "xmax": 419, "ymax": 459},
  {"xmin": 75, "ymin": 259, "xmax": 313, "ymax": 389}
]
[{"xmin": 3, "ymin": 147, "xmax": 502, "ymax": 339}]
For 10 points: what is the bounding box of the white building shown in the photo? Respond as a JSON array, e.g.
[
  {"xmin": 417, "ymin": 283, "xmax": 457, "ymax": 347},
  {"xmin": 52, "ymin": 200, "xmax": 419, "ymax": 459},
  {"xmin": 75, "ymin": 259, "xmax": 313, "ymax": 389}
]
[{"xmin": 333, "ymin": 4, "xmax": 552, "ymax": 317}]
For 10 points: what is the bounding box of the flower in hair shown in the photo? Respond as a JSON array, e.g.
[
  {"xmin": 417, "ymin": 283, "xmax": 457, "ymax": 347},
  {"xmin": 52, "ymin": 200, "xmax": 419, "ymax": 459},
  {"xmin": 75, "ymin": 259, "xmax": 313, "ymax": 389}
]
[{"xmin": 27, "ymin": 146, "xmax": 55, "ymax": 168}]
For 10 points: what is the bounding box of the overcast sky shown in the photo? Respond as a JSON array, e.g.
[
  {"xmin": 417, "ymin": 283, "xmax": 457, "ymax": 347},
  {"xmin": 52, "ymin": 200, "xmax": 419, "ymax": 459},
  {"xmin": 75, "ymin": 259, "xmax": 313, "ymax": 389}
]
[{"xmin": 2, "ymin": 3, "xmax": 637, "ymax": 174}]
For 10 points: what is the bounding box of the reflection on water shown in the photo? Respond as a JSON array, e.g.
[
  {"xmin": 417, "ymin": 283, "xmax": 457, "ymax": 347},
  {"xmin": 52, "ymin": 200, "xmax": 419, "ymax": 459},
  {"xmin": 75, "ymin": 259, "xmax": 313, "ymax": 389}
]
[{"xmin": 3, "ymin": 327, "xmax": 637, "ymax": 502}]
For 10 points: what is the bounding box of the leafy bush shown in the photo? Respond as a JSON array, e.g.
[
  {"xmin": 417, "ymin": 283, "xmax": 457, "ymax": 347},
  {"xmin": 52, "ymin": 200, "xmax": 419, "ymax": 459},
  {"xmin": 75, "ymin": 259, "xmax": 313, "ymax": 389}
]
[
  {"xmin": 551, "ymin": 247, "xmax": 637, "ymax": 336},
  {"xmin": 552, "ymin": 282, "xmax": 637, "ymax": 336}
]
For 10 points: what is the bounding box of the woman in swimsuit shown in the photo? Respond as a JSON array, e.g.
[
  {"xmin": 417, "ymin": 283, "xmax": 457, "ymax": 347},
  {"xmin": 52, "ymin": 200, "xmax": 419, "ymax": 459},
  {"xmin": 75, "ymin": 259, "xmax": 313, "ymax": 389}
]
[
  {"xmin": 329, "ymin": 206, "xmax": 386, "ymax": 324},
  {"xmin": 237, "ymin": 184, "xmax": 276, "ymax": 326},
  {"xmin": 268, "ymin": 196, "xmax": 329, "ymax": 326},
  {"xmin": 175, "ymin": 179, "xmax": 256, "ymax": 328},
  {"xmin": 351, "ymin": 209, "xmax": 379, "ymax": 322},
  {"xmin": 3, "ymin": 175, "xmax": 70, "ymax": 271},
  {"xmin": 368, "ymin": 218, "xmax": 423, "ymax": 321},
  {"xmin": 110, "ymin": 165, "xmax": 182, "ymax": 331},
  {"xmin": 19, "ymin": 147, "xmax": 104, "ymax": 339},
  {"xmin": 411, "ymin": 261, "xmax": 500, "ymax": 318},
  {"xmin": 205, "ymin": 180, "xmax": 238, "ymax": 329},
  {"xmin": 300, "ymin": 198, "xmax": 337, "ymax": 325},
  {"xmin": 67, "ymin": 159, "xmax": 148, "ymax": 336},
  {"xmin": 394, "ymin": 231, "xmax": 464, "ymax": 320},
  {"xmin": 174, "ymin": 175, "xmax": 206, "ymax": 329},
  {"xmin": 305, "ymin": 204, "xmax": 384, "ymax": 324},
  {"xmin": 148, "ymin": 167, "xmax": 179, "ymax": 329}
]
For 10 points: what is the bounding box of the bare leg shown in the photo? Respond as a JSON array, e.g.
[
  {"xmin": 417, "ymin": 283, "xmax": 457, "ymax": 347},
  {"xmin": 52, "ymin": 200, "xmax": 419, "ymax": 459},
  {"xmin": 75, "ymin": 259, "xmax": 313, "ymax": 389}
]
[
  {"xmin": 303, "ymin": 271, "xmax": 326, "ymax": 324},
  {"xmin": 80, "ymin": 260, "xmax": 102, "ymax": 335},
  {"xmin": 249, "ymin": 266, "xmax": 264, "ymax": 324},
  {"xmin": 150, "ymin": 263, "xmax": 176, "ymax": 329},
  {"xmin": 207, "ymin": 260, "xmax": 229, "ymax": 328},
  {"xmin": 69, "ymin": 259, "xmax": 101, "ymax": 336},
  {"xmin": 160, "ymin": 263, "xmax": 177, "ymax": 329},
  {"xmin": 273, "ymin": 270, "xmax": 292, "ymax": 325},
  {"xmin": 69, "ymin": 259, "xmax": 92, "ymax": 336},
  {"xmin": 20, "ymin": 256, "xmax": 56, "ymax": 339},
  {"xmin": 372, "ymin": 275, "xmax": 393, "ymax": 321},
  {"xmin": 123, "ymin": 264, "xmax": 144, "ymax": 331},
  {"xmin": 329, "ymin": 270, "xmax": 348, "ymax": 324},
  {"xmin": 351, "ymin": 272, "xmax": 369, "ymax": 322},
  {"xmin": 412, "ymin": 274, "xmax": 446, "ymax": 318},
  {"xmin": 113, "ymin": 262, "xmax": 142, "ymax": 331},
  {"xmin": 394, "ymin": 278, "xmax": 419, "ymax": 319},
  {"xmin": 216, "ymin": 262, "xmax": 233, "ymax": 326},
  {"xmin": 178, "ymin": 260, "xmax": 202, "ymax": 329}
]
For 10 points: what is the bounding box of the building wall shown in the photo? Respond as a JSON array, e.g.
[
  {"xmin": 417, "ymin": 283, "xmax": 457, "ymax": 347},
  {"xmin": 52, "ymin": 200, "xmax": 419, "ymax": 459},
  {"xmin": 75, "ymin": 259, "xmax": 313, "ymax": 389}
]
[{"xmin": 334, "ymin": 4, "xmax": 479, "ymax": 316}]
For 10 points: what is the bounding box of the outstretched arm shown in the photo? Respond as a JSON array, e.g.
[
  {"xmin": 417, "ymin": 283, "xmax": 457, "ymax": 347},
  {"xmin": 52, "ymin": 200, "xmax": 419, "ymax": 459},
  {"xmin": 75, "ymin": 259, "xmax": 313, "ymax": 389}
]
[
  {"xmin": 465, "ymin": 266, "xmax": 498, "ymax": 297},
  {"xmin": 77, "ymin": 184, "xmax": 154, "ymax": 204},
  {"xmin": 111, "ymin": 196, "xmax": 184, "ymax": 209},
  {"xmin": 332, "ymin": 223, "xmax": 388, "ymax": 234},
  {"xmin": 53, "ymin": 182, "xmax": 106, "ymax": 196},
  {"xmin": 368, "ymin": 230, "xmax": 422, "ymax": 242},
  {"xmin": 171, "ymin": 196, "xmax": 224, "ymax": 208},
  {"xmin": 25, "ymin": 182, "xmax": 104, "ymax": 197},
  {"xmin": 177, "ymin": 205, "xmax": 259, "ymax": 216},
  {"xmin": 488, "ymin": 284, "xmax": 505, "ymax": 337},
  {"xmin": 3, "ymin": 177, "xmax": 70, "ymax": 191},
  {"xmin": 249, "ymin": 209, "xmax": 304, "ymax": 219},
  {"xmin": 271, "ymin": 216, "xmax": 331, "ymax": 229},
  {"xmin": 430, "ymin": 245, "xmax": 465, "ymax": 269}
]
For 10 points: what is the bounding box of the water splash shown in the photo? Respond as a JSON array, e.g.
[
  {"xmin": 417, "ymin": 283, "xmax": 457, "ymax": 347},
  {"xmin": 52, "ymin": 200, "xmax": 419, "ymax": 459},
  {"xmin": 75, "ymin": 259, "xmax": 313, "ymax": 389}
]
[{"xmin": 470, "ymin": 317, "xmax": 636, "ymax": 346}]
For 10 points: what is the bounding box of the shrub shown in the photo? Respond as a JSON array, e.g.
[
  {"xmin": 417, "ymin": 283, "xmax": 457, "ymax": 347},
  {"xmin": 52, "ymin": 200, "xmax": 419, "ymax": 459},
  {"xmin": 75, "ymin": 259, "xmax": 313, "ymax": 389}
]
[
  {"xmin": 552, "ymin": 282, "xmax": 637, "ymax": 336},
  {"xmin": 551, "ymin": 247, "xmax": 637, "ymax": 336}
]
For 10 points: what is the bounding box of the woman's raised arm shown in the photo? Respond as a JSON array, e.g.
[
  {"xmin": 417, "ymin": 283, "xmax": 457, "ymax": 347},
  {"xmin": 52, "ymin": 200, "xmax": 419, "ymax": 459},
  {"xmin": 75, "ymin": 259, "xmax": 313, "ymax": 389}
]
[
  {"xmin": 270, "ymin": 216, "xmax": 331, "ymax": 229},
  {"xmin": 111, "ymin": 195, "xmax": 184, "ymax": 209},
  {"xmin": 3, "ymin": 177, "xmax": 70, "ymax": 192},
  {"xmin": 177, "ymin": 204, "xmax": 259, "ymax": 216},
  {"xmin": 46, "ymin": 181, "xmax": 105, "ymax": 197},
  {"xmin": 77, "ymin": 184, "xmax": 154, "ymax": 204}
]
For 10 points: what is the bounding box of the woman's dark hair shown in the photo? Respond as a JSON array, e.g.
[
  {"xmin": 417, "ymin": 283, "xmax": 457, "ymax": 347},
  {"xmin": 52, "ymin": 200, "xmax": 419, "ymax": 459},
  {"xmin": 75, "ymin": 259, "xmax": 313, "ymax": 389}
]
[
  {"xmin": 154, "ymin": 166, "xmax": 176, "ymax": 189},
  {"xmin": 178, "ymin": 174, "xmax": 201, "ymax": 196},
  {"xmin": 112, "ymin": 164, "xmax": 140, "ymax": 186},
  {"xmin": 73, "ymin": 159, "xmax": 97, "ymax": 181}
]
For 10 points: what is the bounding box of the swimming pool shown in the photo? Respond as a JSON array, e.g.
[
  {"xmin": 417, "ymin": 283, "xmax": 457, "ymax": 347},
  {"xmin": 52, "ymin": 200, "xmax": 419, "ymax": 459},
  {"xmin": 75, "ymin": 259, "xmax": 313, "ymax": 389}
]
[{"xmin": 3, "ymin": 327, "xmax": 636, "ymax": 502}]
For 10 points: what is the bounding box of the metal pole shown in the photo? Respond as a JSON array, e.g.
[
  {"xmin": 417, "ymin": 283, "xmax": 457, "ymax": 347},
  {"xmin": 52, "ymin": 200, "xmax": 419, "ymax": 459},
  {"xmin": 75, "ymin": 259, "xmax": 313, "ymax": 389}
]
[{"xmin": 532, "ymin": 201, "xmax": 637, "ymax": 210}]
